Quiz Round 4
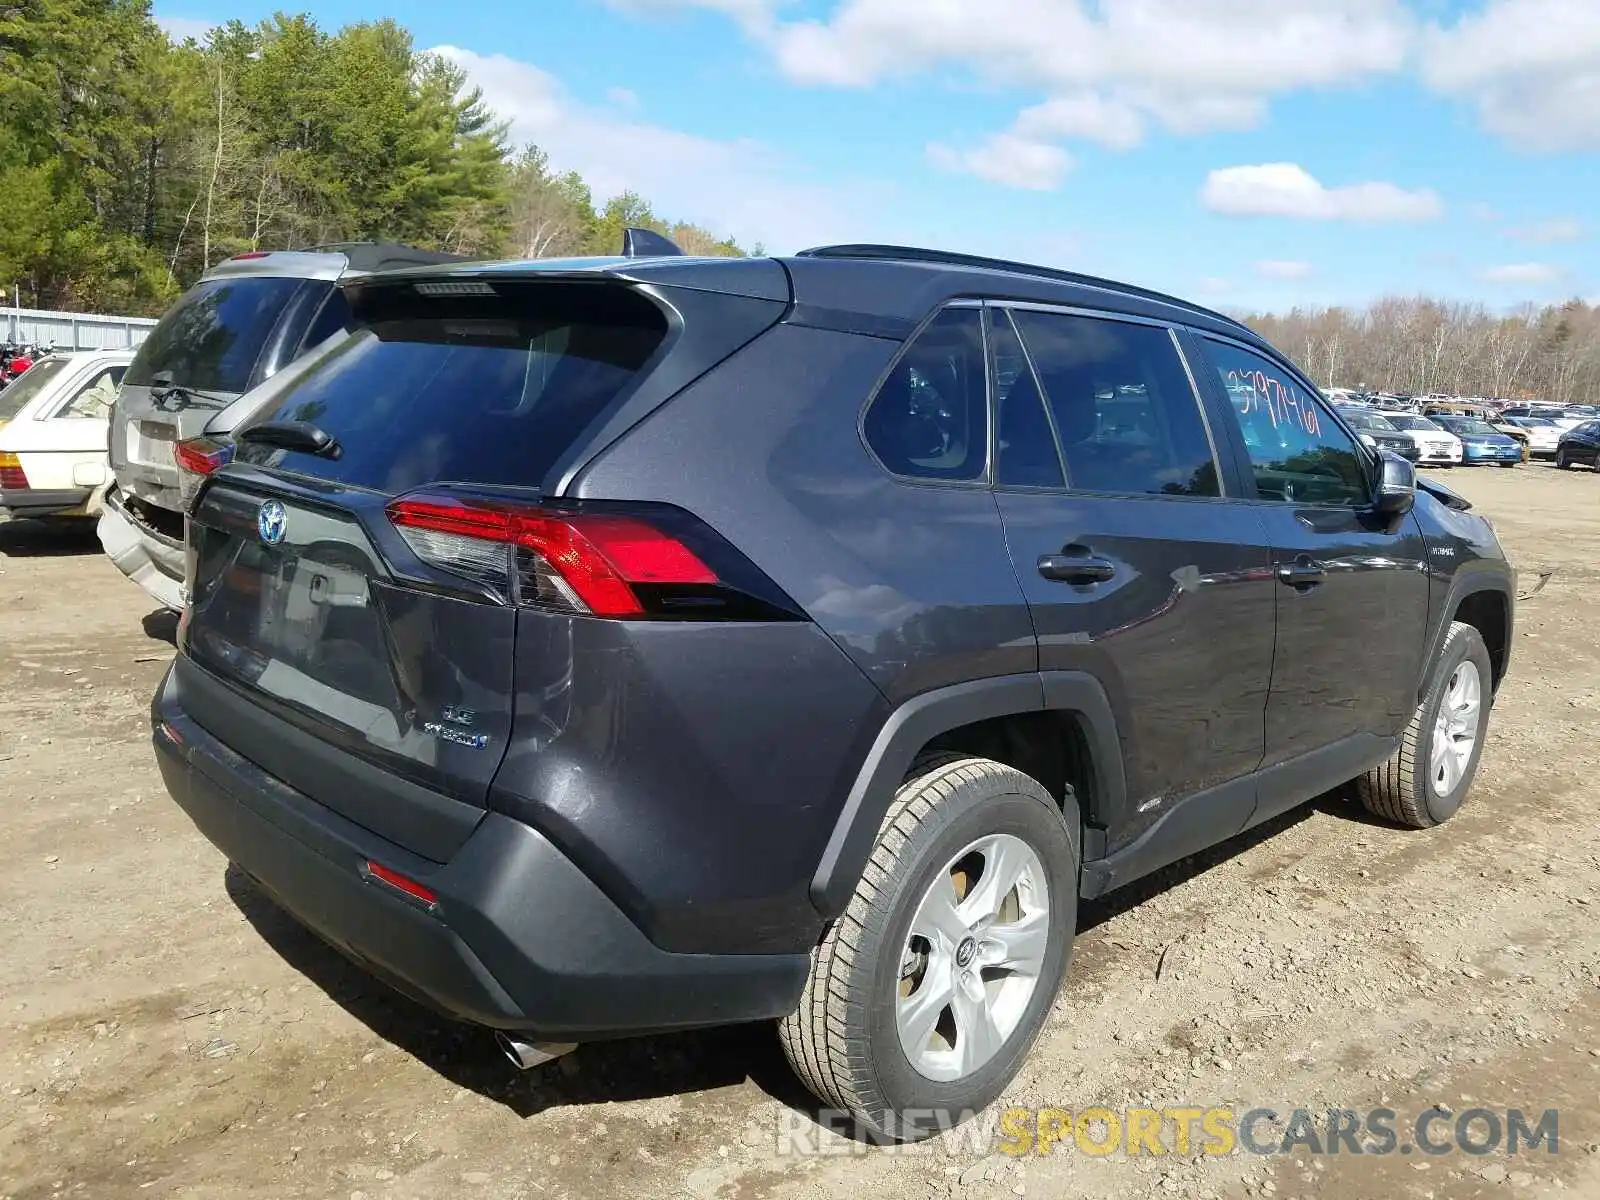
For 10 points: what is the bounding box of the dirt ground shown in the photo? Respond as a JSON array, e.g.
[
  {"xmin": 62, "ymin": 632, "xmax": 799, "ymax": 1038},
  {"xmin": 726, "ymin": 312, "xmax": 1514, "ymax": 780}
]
[{"xmin": 2, "ymin": 462, "xmax": 1598, "ymax": 1200}]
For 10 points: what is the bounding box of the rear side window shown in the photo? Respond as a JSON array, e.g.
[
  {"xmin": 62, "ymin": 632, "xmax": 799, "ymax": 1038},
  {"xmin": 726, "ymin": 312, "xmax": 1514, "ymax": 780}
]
[
  {"xmin": 862, "ymin": 307, "xmax": 987, "ymax": 481},
  {"xmin": 1010, "ymin": 310, "xmax": 1220, "ymax": 497},
  {"xmin": 61, "ymin": 365, "xmax": 127, "ymax": 418},
  {"xmin": 125, "ymin": 276, "xmax": 304, "ymax": 392},
  {"xmin": 236, "ymin": 281, "xmax": 667, "ymax": 493}
]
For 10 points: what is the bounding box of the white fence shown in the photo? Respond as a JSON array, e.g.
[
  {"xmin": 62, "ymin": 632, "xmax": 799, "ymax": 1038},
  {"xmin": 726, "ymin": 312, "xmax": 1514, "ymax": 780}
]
[{"xmin": 2, "ymin": 306, "xmax": 159, "ymax": 351}]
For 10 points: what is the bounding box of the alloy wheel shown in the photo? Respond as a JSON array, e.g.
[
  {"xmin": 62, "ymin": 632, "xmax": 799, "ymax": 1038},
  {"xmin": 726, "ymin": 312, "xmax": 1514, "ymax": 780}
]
[{"xmin": 895, "ymin": 833, "xmax": 1050, "ymax": 1082}]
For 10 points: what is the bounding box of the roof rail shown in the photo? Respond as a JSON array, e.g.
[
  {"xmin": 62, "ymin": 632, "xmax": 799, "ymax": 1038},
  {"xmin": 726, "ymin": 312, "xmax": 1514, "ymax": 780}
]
[{"xmin": 796, "ymin": 243, "xmax": 1252, "ymax": 334}]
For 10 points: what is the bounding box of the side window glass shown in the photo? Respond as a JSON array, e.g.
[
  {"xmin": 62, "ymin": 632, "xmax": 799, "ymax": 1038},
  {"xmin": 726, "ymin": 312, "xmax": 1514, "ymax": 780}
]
[
  {"xmin": 863, "ymin": 307, "xmax": 987, "ymax": 481},
  {"xmin": 1010, "ymin": 310, "xmax": 1219, "ymax": 497},
  {"xmin": 61, "ymin": 366, "xmax": 126, "ymax": 419},
  {"xmin": 1204, "ymin": 339, "xmax": 1369, "ymax": 506},
  {"xmin": 990, "ymin": 309, "xmax": 1064, "ymax": 488}
]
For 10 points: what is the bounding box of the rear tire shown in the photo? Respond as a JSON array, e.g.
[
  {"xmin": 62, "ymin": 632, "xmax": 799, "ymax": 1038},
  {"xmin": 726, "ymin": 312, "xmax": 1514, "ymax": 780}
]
[
  {"xmin": 779, "ymin": 757, "xmax": 1077, "ymax": 1142},
  {"xmin": 1356, "ymin": 621, "xmax": 1493, "ymax": 828}
]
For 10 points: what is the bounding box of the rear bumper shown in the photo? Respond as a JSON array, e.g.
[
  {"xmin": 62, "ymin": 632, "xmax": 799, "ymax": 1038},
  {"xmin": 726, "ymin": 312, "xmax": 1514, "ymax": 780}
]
[
  {"xmin": 0, "ymin": 486, "xmax": 91, "ymax": 518},
  {"xmin": 152, "ymin": 664, "xmax": 809, "ymax": 1040},
  {"xmin": 98, "ymin": 488, "xmax": 186, "ymax": 610}
]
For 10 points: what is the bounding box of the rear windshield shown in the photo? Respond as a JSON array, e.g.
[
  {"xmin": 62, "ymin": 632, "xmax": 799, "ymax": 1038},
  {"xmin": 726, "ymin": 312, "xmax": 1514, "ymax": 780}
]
[
  {"xmin": 1385, "ymin": 414, "xmax": 1439, "ymax": 431},
  {"xmin": 234, "ymin": 281, "xmax": 668, "ymax": 493},
  {"xmin": 0, "ymin": 356, "xmax": 72, "ymax": 419},
  {"xmin": 1340, "ymin": 409, "xmax": 1395, "ymax": 432},
  {"xmin": 125, "ymin": 276, "xmax": 304, "ymax": 393}
]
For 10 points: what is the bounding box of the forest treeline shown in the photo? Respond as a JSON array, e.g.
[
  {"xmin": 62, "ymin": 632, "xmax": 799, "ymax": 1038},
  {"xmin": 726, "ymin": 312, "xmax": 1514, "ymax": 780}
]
[
  {"xmin": 2, "ymin": 0, "xmax": 1593, "ymax": 406},
  {"xmin": 1241, "ymin": 297, "xmax": 1600, "ymax": 406},
  {"xmin": 0, "ymin": 0, "xmax": 747, "ymax": 314}
]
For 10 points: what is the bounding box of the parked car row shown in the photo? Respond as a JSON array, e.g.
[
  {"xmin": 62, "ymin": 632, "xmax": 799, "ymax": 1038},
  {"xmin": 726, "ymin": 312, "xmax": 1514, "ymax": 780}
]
[{"xmin": 1326, "ymin": 403, "xmax": 1600, "ymax": 472}]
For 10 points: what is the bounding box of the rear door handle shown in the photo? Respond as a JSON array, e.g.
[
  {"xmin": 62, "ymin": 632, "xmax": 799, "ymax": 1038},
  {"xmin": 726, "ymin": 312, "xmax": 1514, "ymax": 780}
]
[
  {"xmin": 1275, "ymin": 558, "xmax": 1326, "ymax": 589},
  {"xmin": 1037, "ymin": 554, "xmax": 1117, "ymax": 585}
]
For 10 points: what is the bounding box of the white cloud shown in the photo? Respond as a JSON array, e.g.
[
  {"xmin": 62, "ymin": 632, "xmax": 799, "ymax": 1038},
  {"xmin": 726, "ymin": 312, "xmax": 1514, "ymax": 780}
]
[
  {"xmin": 155, "ymin": 15, "xmax": 215, "ymax": 43},
  {"xmin": 927, "ymin": 135, "xmax": 1072, "ymax": 190},
  {"xmin": 1197, "ymin": 276, "xmax": 1232, "ymax": 296},
  {"xmin": 433, "ymin": 46, "xmax": 890, "ymax": 252},
  {"xmin": 1256, "ymin": 259, "xmax": 1314, "ymax": 280},
  {"xmin": 628, "ymin": 1, "xmax": 1416, "ymax": 188},
  {"xmin": 1421, "ymin": 0, "xmax": 1600, "ymax": 151},
  {"xmin": 1480, "ymin": 262, "xmax": 1564, "ymax": 285},
  {"xmin": 1470, "ymin": 202, "xmax": 1502, "ymax": 222},
  {"xmin": 1200, "ymin": 163, "xmax": 1444, "ymax": 222},
  {"xmin": 606, "ymin": 86, "xmax": 641, "ymax": 109},
  {"xmin": 1509, "ymin": 216, "xmax": 1585, "ymax": 244}
]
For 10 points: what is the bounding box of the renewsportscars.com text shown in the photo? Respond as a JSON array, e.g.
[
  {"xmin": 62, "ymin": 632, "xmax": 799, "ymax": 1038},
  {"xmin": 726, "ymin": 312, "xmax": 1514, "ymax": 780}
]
[{"xmin": 776, "ymin": 1105, "xmax": 1559, "ymax": 1158}]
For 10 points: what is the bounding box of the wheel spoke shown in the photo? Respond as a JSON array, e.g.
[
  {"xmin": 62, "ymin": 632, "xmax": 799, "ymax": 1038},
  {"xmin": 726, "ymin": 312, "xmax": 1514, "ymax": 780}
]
[
  {"xmin": 896, "ymin": 969, "xmax": 954, "ymax": 1055},
  {"xmin": 1438, "ymin": 745, "xmax": 1459, "ymax": 793},
  {"xmin": 911, "ymin": 874, "xmax": 971, "ymax": 950},
  {"xmin": 979, "ymin": 908, "xmax": 1049, "ymax": 975},
  {"xmin": 960, "ymin": 836, "xmax": 1029, "ymax": 924},
  {"xmin": 951, "ymin": 981, "xmax": 1005, "ymax": 1075}
]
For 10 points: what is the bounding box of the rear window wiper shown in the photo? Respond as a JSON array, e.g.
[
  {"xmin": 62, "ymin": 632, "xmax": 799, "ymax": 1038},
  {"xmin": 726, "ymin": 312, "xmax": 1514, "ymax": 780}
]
[
  {"xmin": 238, "ymin": 419, "xmax": 342, "ymax": 459},
  {"xmin": 149, "ymin": 375, "xmax": 232, "ymax": 412}
]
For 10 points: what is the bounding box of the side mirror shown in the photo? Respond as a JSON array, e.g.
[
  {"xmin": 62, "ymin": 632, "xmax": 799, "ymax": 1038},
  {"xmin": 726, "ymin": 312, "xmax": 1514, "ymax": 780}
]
[
  {"xmin": 1358, "ymin": 432, "xmax": 1377, "ymax": 450},
  {"xmin": 1368, "ymin": 450, "xmax": 1416, "ymax": 518}
]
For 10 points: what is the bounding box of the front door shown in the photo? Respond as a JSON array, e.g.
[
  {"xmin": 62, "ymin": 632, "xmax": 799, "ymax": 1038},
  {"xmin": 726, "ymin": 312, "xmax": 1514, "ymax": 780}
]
[
  {"xmin": 1192, "ymin": 335, "xmax": 1431, "ymax": 782},
  {"xmin": 989, "ymin": 306, "xmax": 1277, "ymax": 854}
]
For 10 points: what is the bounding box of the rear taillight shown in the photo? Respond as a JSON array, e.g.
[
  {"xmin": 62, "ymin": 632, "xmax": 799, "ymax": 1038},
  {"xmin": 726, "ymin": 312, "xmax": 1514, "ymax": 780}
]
[
  {"xmin": 0, "ymin": 451, "xmax": 27, "ymax": 490},
  {"xmin": 174, "ymin": 436, "xmax": 234, "ymax": 477},
  {"xmin": 386, "ymin": 493, "xmax": 719, "ymax": 618}
]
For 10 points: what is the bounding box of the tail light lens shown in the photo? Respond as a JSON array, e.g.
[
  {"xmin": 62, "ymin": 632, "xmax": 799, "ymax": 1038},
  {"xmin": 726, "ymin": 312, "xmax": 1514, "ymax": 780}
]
[
  {"xmin": 174, "ymin": 436, "xmax": 234, "ymax": 478},
  {"xmin": 385, "ymin": 491, "xmax": 796, "ymax": 621},
  {"xmin": 0, "ymin": 451, "xmax": 27, "ymax": 490}
]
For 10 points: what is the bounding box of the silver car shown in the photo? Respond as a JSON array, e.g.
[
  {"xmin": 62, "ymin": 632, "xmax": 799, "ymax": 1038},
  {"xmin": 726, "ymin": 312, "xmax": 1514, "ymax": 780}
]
[{"xmin": 100, "ymin": 243, "xmax": 465, "ymax": 609}]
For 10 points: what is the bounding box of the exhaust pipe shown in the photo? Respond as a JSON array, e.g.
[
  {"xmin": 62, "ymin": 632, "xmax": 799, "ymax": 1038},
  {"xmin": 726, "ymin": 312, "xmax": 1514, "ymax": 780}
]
[{"xmin": 494, "ymin": 1030, "xmax": 578, "ymax": 1070}]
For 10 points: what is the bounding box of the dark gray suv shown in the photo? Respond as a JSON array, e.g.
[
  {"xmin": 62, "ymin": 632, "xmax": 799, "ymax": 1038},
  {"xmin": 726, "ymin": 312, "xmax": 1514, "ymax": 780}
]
[{"xmin": 152, "ymin": 245, "xmax": 1513, "ymax": 1140}]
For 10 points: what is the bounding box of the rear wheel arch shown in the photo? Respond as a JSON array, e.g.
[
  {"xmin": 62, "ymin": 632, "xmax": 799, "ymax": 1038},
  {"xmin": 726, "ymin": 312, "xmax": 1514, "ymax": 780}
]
[{"xmin": 808, "ymin": 671, "xmax": 1126, "ymax": 918}]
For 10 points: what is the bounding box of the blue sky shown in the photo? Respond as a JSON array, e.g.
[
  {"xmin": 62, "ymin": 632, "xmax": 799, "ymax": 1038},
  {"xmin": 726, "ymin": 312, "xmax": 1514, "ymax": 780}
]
[{"xmin": 154, "ymin": 0, "xmax": 1599, "ymax": 312}]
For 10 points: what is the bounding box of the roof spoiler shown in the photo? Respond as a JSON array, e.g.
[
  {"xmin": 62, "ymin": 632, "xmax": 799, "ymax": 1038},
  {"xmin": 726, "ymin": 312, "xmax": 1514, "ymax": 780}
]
[{"xmin": 619, "ymin": 227, "xmax": 685, "ymax": 258}]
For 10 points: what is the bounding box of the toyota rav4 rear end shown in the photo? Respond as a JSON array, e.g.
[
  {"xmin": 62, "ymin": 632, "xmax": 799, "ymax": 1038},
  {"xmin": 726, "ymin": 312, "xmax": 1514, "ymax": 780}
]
[{"xmin": 151, "ymin": 257, "xmax": 888, "ymax": 1053}]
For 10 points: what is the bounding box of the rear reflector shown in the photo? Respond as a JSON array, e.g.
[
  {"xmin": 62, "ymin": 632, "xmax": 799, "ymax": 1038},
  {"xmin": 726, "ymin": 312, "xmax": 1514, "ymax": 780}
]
[
  {"xmin": 386, "ymin": 493, "xmax": 717, "ymax": 617},
  {"xmin": 364, "ymin": 860, "xmax": 438, "ymax": 907},
  {"xmin": 174, "ymin": 437, "xmax": 234, "ymax": 477},
  {"xmin": 229, "ymin": 251, "xmax": 271, "ymax": 260},
  {"xmin": 0, "ymin": 451, "xmax": 26, "ymax": 490}
]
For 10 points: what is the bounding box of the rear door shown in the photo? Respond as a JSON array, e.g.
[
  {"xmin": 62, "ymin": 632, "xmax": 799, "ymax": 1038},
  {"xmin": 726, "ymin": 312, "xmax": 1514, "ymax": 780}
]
[{"xmin": 990, "ymin": 304, "xmax": 1277, "ymax": 853}]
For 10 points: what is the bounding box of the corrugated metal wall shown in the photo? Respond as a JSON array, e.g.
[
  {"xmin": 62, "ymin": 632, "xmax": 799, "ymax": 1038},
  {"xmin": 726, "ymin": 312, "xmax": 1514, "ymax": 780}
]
[{"xmin": 2, "ymin": 308, "xmax": 159, "ymax": 351}]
